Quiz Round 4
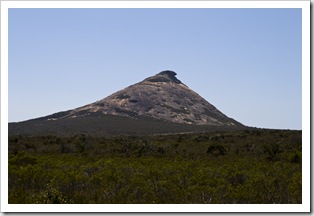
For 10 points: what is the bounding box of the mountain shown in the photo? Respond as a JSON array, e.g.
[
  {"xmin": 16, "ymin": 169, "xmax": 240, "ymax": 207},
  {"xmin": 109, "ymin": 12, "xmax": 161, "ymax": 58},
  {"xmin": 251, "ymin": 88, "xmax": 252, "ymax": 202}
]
[
  {"xmin": 39, "ymin": 70, "xmax": 242, "ymax": 126},
  {"xmin": 9, "ymin": 70, "xmax": 246, "ymax": 136}
]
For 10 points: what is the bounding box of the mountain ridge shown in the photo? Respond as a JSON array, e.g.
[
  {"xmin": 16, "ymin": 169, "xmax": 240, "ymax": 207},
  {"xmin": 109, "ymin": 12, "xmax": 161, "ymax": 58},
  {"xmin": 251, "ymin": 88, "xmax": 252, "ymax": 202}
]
[
  {"xmin": 39, "ymin": 70, "xmax": 242, "ymax": 126},
  {"xmin": 9, "ymin": 70, "xmax": 246, "ymax": 136}
]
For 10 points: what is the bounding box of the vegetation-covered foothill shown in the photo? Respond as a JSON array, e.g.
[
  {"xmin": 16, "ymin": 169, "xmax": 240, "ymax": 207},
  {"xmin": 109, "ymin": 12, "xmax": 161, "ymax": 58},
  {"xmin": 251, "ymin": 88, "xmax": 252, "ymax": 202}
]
[{"xmin": 9, "ymin": 129, "xmax": 302, "ymax": 204}]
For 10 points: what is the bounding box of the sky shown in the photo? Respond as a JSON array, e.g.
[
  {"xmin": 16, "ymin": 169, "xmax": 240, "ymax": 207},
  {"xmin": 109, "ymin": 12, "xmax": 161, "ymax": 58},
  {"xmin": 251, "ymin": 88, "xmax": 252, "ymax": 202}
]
[{"xmin": 8, "ymin": 8, "xmax": 302, "ymax": 130}]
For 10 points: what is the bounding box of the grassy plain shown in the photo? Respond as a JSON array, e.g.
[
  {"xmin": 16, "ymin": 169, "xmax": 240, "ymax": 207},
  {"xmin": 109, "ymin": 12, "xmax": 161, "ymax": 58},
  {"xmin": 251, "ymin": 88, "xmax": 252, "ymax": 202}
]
[{"xmin": 8, "ymin": 129, "xmax": 301, "ymax": 204}]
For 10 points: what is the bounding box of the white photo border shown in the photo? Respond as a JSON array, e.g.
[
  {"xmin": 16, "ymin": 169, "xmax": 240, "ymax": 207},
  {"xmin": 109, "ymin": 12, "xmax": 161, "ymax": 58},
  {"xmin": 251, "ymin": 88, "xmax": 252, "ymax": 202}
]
[{"xmin": 1, "ymin": 0, "xmax": 310, "ymax": 213}]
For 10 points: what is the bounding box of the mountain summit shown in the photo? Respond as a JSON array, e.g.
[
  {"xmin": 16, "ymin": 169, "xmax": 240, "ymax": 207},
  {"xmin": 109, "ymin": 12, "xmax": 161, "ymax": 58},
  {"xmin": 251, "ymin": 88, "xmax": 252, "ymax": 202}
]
[
  {"xmin": 143, "ymin": 70, "xmax": 182, "ymax": 84},
  {"xmin": 42, "ymin": 70, "xmax": 242, "ymax": 127}
]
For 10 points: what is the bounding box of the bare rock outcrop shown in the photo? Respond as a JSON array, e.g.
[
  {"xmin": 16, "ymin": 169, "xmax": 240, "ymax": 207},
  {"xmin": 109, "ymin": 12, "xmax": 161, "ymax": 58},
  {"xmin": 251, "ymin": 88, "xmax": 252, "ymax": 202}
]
[{"xmin": 53, "ymin": 70, "xmax": 242, "ymax": 127}]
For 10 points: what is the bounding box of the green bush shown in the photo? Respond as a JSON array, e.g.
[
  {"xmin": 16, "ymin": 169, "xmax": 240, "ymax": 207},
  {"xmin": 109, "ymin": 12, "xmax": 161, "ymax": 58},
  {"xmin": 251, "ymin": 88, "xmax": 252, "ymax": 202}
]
[
  {"xmin": 35, "ymin": 179, "xmax": 68, "ymax": 204},
  {"xmin": 262, "ymin": 142, "xmax": 282, "ymax": 160},
  {"xmin": 8, "ymin": 129, "xmax": 302, "ymax": 204},
  {"xmin": 289, "ymin": 150, "xmax": 301, "ymax": 163},
  {"xmin": 207, "ymin": 144, "xmax": 226, "ymax": 156}
]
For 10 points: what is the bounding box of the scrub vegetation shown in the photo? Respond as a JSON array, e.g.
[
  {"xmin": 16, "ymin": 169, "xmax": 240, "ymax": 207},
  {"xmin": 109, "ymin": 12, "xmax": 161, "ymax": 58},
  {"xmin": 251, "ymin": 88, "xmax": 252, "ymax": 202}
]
[{"xmin": 8, "ymin": 129, "xmax": 301, "ymax": 204}]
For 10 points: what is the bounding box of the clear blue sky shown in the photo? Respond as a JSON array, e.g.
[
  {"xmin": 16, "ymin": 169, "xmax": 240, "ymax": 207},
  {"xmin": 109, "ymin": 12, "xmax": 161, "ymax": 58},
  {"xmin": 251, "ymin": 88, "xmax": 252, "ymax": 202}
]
[{"xmin": 8, "ymin": 8, "xmax": 302, "ymax": 129}]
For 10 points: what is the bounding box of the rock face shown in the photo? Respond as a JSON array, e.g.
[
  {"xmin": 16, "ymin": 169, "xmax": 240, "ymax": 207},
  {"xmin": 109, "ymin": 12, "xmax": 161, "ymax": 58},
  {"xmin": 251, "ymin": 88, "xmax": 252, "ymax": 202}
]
[{"xmin": 48, "ymin": 70, "xmax": 242, "ymax": 127}]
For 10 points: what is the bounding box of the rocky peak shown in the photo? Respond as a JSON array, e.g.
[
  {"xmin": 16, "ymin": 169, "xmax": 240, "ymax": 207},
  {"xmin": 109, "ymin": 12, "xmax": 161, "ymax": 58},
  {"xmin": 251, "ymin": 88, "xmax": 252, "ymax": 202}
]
[
  {"xmin": 37, "ymin": 70, "xmax": 243, "ymax": 127},
  {"xmin": 143, "ymin": 70, "xmax": 182, "ymax": 84},
  {"xmin": 159, "ymin": 70, "xmax": 177, "ymax": 77}
]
